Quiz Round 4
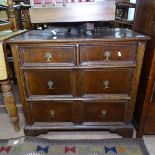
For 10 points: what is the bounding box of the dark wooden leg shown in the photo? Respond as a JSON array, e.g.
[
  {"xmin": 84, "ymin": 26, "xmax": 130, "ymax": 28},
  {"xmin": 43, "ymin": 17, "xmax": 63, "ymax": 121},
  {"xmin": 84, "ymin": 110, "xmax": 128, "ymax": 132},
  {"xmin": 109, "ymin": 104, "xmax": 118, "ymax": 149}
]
[
  {"xmin": 0, "ymin": 80, "xmax": 20, "ymax": 132},
  {"xmin": 136, "ymin": 128, "xmax": 143, "ymax": 138},
  {"xmin": 110, "ymin": 127, "xmax": 134, "ymax": 138},
  {"xmin": 24, "ymin": 127, "xmax": 50, "ymax": 137},
  {"xmin": 7, "ymin": 0, "xmax": 19, "ymax": 30}
]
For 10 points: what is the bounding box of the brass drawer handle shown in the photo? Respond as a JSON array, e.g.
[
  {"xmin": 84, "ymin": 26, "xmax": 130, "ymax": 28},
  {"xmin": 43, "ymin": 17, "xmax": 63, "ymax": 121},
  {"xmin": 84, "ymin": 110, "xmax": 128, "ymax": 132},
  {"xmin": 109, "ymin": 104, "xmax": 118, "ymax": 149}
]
[
  {"xmin": 47, "ymin": 81, "xmax": 54, "ymax": 89},
  {"xmin": 50, "ymin": 110, "xmax": 56, "ymax": 119},
  {"xmin": 103, "ymin": 80, "xmax": 110, "ymax": 89},
  {"xmin": 104, "ymin": 51, "xmax": 111, "ymax": 61},
  {"xmin": 45, "ymin": 52, "xmax": 52, "ymax": 62},
  {"xmin": 101, "ymin": 110, "xmax": 107, "ymax": 118}
]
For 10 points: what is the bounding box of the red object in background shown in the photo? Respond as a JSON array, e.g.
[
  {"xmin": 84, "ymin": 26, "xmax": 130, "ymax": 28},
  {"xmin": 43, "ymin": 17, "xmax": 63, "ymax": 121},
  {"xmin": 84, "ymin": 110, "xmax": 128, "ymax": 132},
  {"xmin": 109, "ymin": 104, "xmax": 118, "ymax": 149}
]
[
  {"xmin": 34, "ymin": 0, "xmax": 51, "ymax": 4},
  {"xmin": 33, "ymin": 0, "xmax": 94, "ymax": 4}
]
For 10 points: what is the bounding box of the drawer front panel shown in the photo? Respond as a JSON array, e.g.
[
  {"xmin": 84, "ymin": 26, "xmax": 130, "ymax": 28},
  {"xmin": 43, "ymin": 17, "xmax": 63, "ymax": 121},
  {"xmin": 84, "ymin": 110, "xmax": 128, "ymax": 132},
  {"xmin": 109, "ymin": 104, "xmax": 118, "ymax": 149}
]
[
  {"xmin": 80, "ymin": 44, "xmax": 135, "ymax": 65},
  {"xmin": 29, "ymin": 101, "xmax": 74, "ymax": 123},
  {"xmin": 24, "ymin": 70, "xmax": 73, "ymax": 96},
  {"xmin": 82, "ymin": 69, "xmax": 133, "ymax": 95},
  {"xmin": 19, "ymin": 45, "xmax": 76, "ymax": 66},
  {"xmin": 82, "ymin": 101, "xmax": 126, "ymax": 122}
]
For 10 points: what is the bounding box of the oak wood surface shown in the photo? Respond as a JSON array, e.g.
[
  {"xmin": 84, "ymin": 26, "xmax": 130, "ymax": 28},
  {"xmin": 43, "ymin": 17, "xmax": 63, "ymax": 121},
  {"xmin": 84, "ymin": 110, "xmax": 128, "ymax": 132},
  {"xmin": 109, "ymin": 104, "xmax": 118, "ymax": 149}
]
[
  {"xmin": 24, "ymin": 125, "xmax": 134, "ymax": 137},
  {"xmin": 24, "ymin": 70, "xmax": 73, "ymax": 96},
  {"xmin": 82, "ymin": 69, "xmax": 133, "ymax": 95},
  {"xmin": 7, "ymin": 29, "xmax": 150, "ymax": 43},
  {"xmin": 79, "ymin": 44, "xmax": 136, "ymax": 64},
  {"xmin": 8, "ymin": 28, "xmax": 149, "ymax": 137},
  {"xmin": 19, "ymin": 45, "xmax": 76, "ymax": 66},
  {"xmin": 81, "ymin": 101, "xmax": 126, "ymax": 123},
  {"xmin": 29, "ymin": 101, "xmax": 74, "ymax": 123}
]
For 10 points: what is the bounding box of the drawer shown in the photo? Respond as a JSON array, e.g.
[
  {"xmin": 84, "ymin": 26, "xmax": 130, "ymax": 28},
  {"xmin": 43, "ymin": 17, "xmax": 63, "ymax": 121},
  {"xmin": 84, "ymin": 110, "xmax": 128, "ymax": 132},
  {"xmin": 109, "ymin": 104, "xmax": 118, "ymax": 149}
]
[
  {"xmin": 79, "ymin": 44, "xmax": 136, "ymax": 65},
  {"xmin": 29, "ymin": 101, "xmax": 74, "ymax": 123},
  {"xmin": 24, "ymin": 70, "xmax": 73, "ymax": 96},
  {"xmin": 82, "ymin": 101, "xmax": 126, "ymax": 122},
  {"xmin": 19, "ymin": 45, "xmax": 76, "ymax": 66},
  {"xmin": 82, "ymin": 69, "xmax": 133, "ymax": 95}
]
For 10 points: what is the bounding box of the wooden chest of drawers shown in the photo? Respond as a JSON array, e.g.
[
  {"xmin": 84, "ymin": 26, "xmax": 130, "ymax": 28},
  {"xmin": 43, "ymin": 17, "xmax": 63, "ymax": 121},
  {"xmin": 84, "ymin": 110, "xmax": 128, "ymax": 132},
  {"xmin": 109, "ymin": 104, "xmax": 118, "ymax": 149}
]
[{"xmin": 8, "ymin": 29, "xmax": 149, "ymax": 137}]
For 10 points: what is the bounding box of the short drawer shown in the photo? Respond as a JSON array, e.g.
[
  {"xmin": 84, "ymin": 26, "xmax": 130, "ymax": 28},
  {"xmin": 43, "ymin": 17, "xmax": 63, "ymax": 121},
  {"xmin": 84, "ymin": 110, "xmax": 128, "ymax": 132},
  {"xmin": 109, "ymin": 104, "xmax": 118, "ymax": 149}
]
[
  {"xmin": 29, "ymin": 101, "xmax": 74, "ymax": 123},
  {"xmin": 79, "ymin": 44, "xmax": 136, "ymax": 65},
  {"xmin": 19, "ymin": 45, "xmax": 76, "ymax": 66},
  {"xmin": 82, "ymin": 69, "xmax": 133, "ymax": 95},
  {"xmin": 82, "ymin": 101, "xmax": 126, "ymax": 122},
  {"xmin": 24, "ymin": 70, "xmax": 73, "ymax": 96}
]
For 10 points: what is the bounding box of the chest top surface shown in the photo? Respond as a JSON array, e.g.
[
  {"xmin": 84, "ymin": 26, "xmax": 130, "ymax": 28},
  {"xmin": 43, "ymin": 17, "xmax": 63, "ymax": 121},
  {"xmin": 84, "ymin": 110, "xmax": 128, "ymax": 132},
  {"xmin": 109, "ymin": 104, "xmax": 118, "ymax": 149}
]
[{"xmin": 7, "ymin": 28, "xmax": 150, "ymax": 43}]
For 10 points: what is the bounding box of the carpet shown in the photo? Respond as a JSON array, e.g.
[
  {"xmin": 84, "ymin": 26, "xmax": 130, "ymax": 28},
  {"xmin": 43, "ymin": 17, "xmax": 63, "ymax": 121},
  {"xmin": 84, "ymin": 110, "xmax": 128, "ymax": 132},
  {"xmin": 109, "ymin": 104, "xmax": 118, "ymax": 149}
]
[{"xmin": 0, "ymin": 137, "xmax": 149, "ymax": 155}]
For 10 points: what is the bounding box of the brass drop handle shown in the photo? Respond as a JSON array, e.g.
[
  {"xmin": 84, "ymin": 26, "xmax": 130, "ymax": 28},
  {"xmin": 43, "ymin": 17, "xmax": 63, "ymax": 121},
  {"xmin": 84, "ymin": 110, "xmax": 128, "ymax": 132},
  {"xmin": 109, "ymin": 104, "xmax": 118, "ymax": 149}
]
[
  {"xmin": 47, "ymin": 81, "xmax": 54, "ymax": 89},
  {"xmin": 50, "ymin": 110, "xmax": 56, "ymax": 118},
  {"xmin": 104, "ymin": 51, "xmax": 111, "ymax": 61},
  {"xmin": 103, "ymin": 80, "xmax": 110, "ymax": 89},
  {"xmin": 45, "ymin": 52, "xmax": 52, "ymax": 62},
  {"xmin": 101, "ymin": 110, "xmax": 107, "ymax": 118}
]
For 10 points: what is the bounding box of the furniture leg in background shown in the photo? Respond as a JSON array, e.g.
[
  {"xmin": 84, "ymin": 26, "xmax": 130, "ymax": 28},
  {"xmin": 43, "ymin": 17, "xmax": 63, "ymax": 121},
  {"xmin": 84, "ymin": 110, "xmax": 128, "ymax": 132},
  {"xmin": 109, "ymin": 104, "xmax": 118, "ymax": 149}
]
[
  {"xmin": 0, "ymin": 80, "xmax": 20, "ymax": 132},
  {"xmin": 0, "ymin": 40, "xmax": 20, "ymax": 132},
  {"xmin": 0, "ymin": 0, "xmax": 26, "ymax": 132}
]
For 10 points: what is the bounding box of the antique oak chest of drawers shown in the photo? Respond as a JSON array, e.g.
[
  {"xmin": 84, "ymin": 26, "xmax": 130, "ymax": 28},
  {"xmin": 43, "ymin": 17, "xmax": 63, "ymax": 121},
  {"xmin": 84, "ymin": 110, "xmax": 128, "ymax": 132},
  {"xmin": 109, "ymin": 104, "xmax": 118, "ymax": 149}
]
[{"xmin": 8, "ymin": 29, "xmax": 149, "ymax": 137}]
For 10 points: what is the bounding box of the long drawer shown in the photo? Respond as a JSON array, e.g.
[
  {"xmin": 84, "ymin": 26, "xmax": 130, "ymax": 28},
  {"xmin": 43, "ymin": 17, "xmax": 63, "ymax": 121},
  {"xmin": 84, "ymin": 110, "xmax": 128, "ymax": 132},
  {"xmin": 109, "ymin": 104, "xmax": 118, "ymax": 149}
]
[
  {"xmin": 19, "ymin": 45, "xmax": 76, "ymax": 66},
  {"xmin": 29, "ymin": 101, "xmax": 74, "ymax": 123},
  {"xmin": 29, "ymin": 100, "xmax": 126, "ymax": 124},
  {"xmin": 81, "ymin": 68, "xmax": 133, "ymax": 95},
  {"xmin": 81, "ymin": 101, "xmax": 126, "ymax": 123},
  {"xmin": 23, "ymin": 70, "xmax": 74, "ymax": 97}
]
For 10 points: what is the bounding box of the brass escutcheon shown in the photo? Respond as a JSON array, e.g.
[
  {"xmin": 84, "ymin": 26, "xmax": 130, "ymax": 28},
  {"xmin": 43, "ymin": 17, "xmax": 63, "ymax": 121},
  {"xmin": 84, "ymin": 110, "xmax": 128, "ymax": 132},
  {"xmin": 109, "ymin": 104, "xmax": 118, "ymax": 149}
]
[
  {"xmin": 101, "ymin": 110, "xmax": 107, "ymax": 117},
  {"xmin": 47, "ymin": 81, "xmax": 54, "ymax": 89},
  {"xmin": 103, "ymin": 80, "xmax": 110, "ymax": 89},
  {"xmin": 45, "ymin": 52, "xmax": 52, "ymax": 62},
  {"xmin": 50, "ymin": 110, "xmax": 55, "ymax": 118},
  {"xmin": 104, "ymin": 51, "xmax": 111, "ymax": 61}
]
